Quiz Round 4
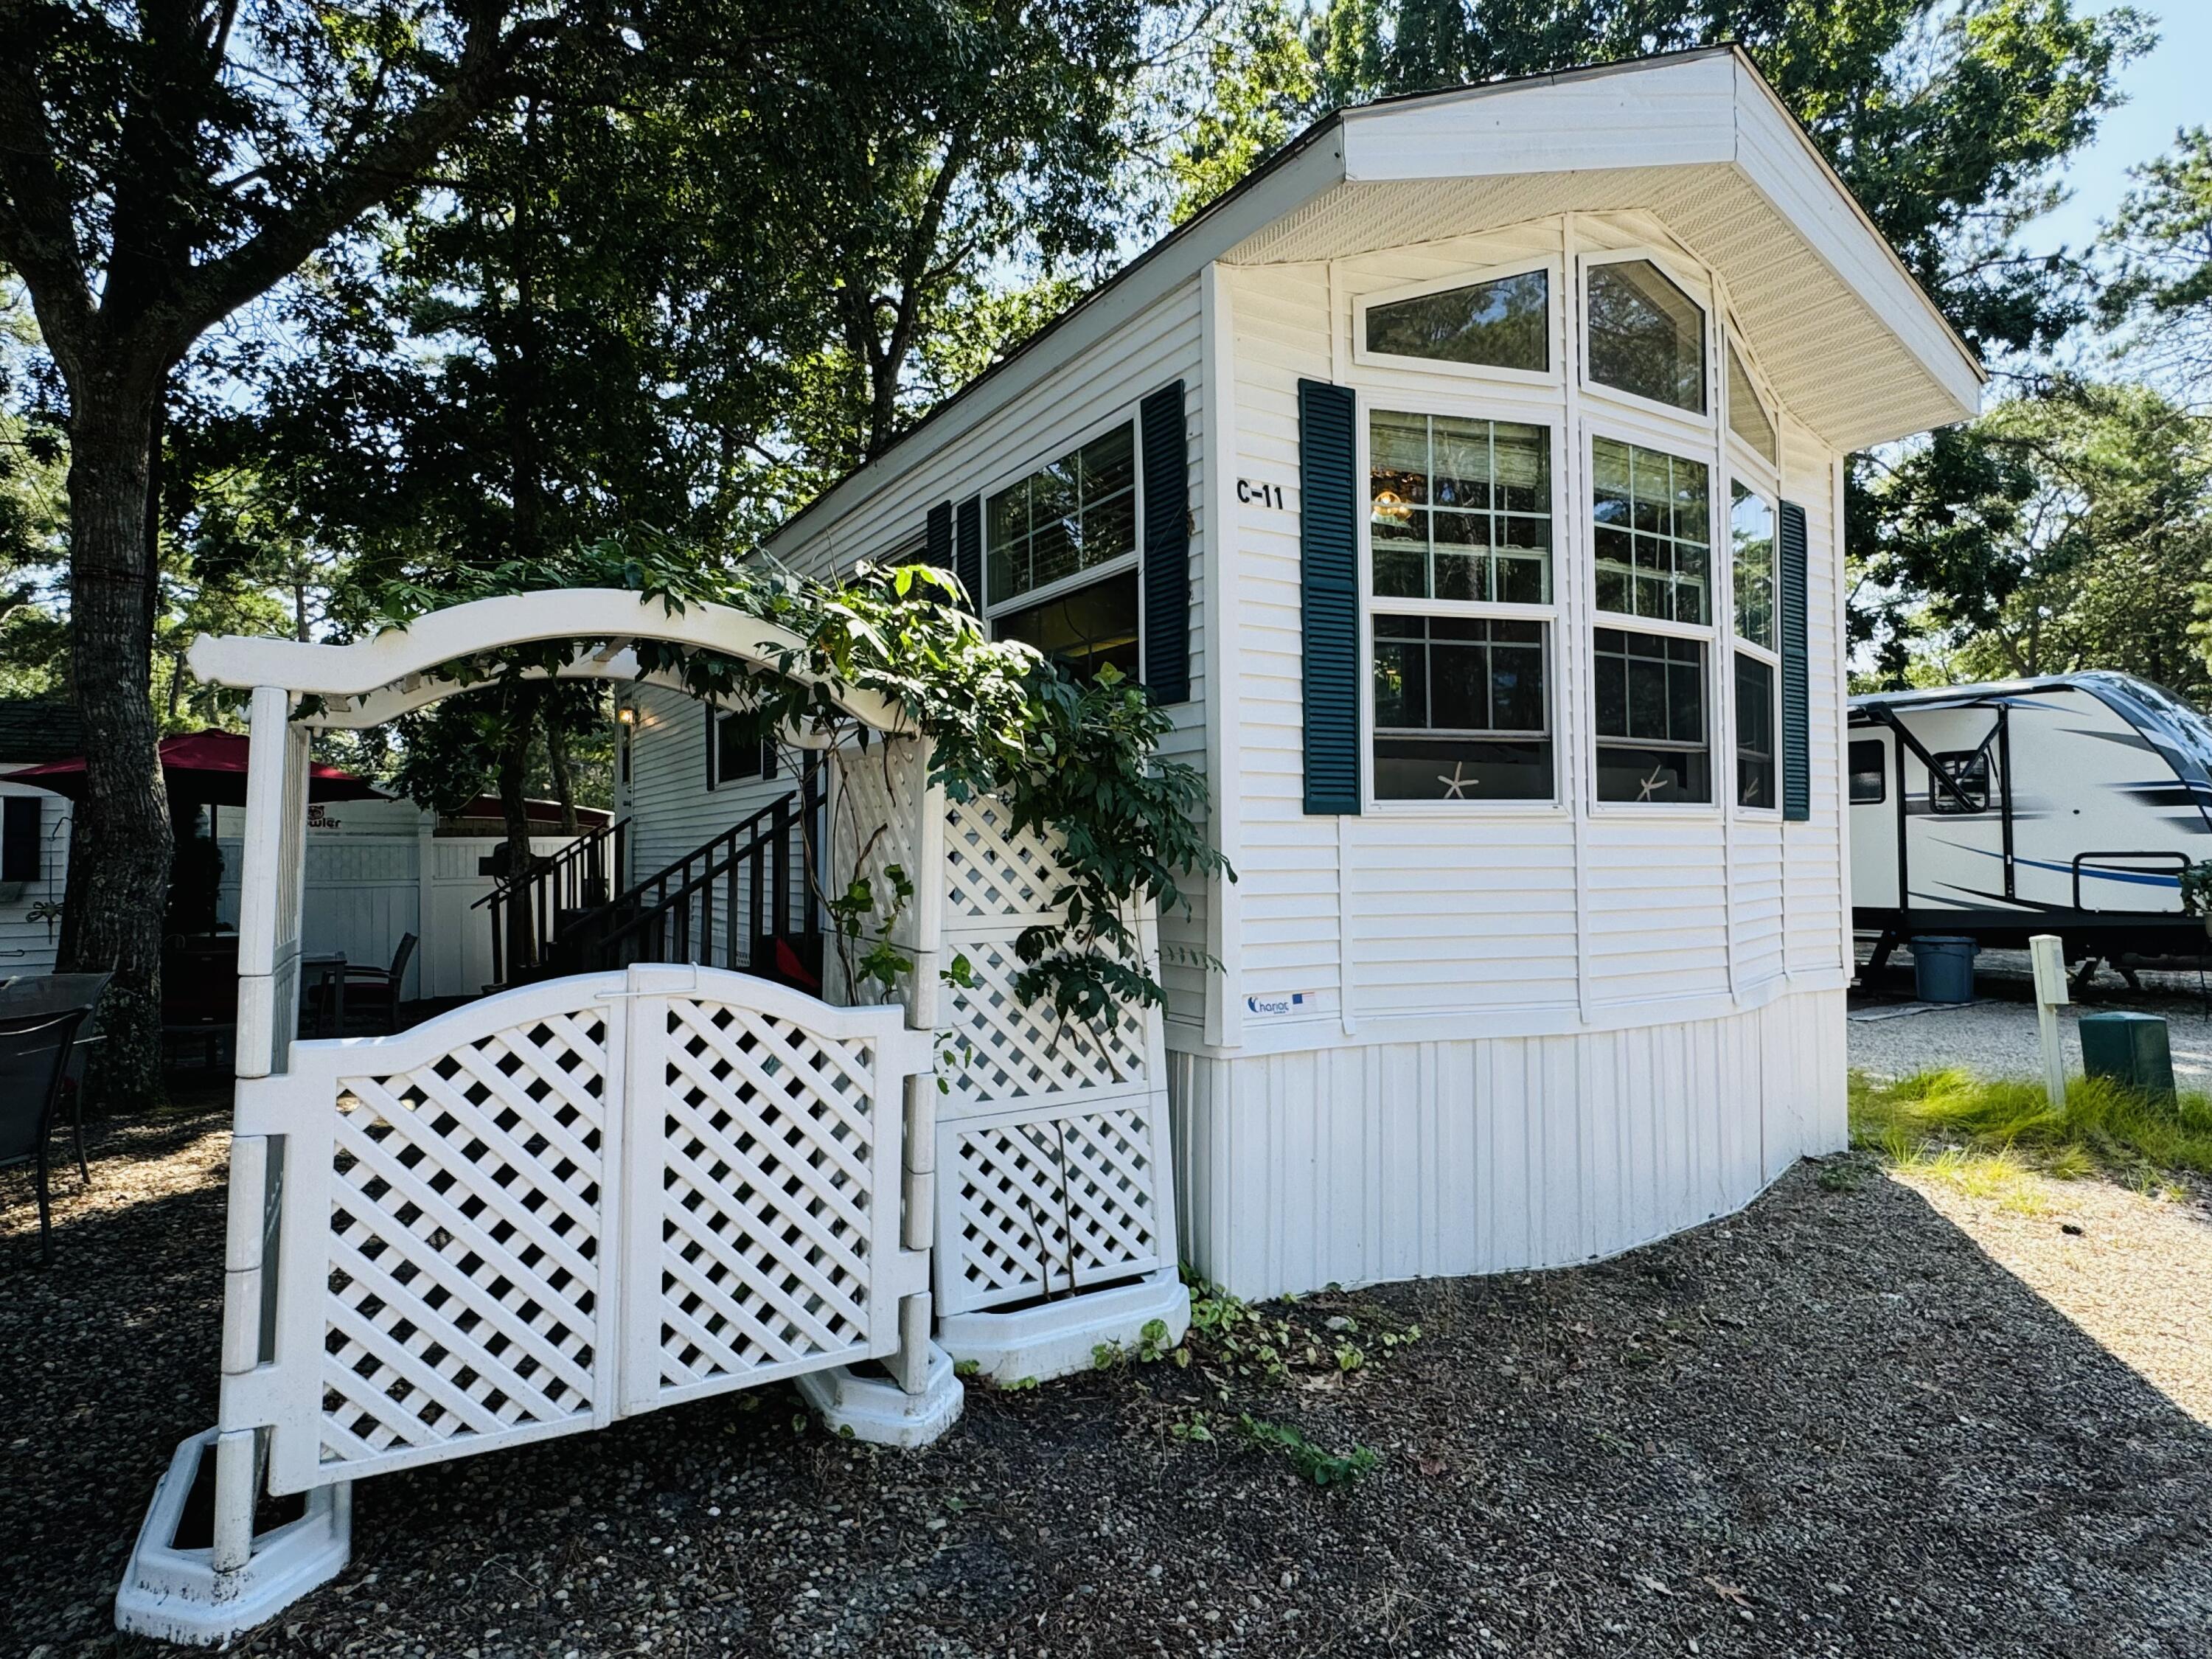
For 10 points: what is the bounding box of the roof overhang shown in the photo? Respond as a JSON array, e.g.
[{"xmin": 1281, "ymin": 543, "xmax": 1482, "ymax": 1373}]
[
  {"xmin": 768, "ymin": 46, "xmax": 1978, "ymax": 552},
  {"xmin": 1231, "ymin": 47, "xmax": 1981, "ymax": 453}
]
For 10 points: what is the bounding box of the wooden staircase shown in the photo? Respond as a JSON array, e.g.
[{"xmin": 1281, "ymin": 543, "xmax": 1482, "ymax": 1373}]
[{"xmin": 486, "ymin": 768, "xmax": 824, "ymax": 992}]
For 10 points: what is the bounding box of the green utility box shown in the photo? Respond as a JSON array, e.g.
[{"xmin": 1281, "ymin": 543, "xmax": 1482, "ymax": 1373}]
[{"xmin": 2079, "ymin": 1011, "xmax": 2176, "ymax": 1099}]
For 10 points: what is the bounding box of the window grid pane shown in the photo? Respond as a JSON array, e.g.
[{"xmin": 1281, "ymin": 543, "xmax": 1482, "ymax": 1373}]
[
  {"xmin": 1593, "ymin": 626, "xmax": 1711, "ymax": 803},
  {"xmin": 1371, "ymin": 616, "xmax": 1551, "ymax": 801},
  {"xmin": 986, "ymin": 425, "xmax": 1137, "ymax": 606},
  {"xmin": 1370, "ymin": 412, "xmax": 1552, "ymax": 603},
  {"xmin": 1593, "ymin": 438, "xmax": 1709, "ymax": 625},
  {"xmin": 1731, "ymin": 483, "xmax": 1775, "ymax": 649}
]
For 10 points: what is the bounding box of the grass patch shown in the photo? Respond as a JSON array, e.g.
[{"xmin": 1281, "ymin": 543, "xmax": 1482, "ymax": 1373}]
[{"xmin": 1851, "ymin": 1068, "xmax": 2212, "ymax": 1183}]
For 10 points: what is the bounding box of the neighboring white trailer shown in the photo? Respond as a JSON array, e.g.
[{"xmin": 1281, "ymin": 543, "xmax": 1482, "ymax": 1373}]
[{"xmin": 1848, "ymin": 672, "xmax": 2212, "ymax": 970}]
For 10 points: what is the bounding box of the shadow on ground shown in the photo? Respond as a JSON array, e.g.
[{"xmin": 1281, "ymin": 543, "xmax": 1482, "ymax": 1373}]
[{"xmin": 5, "ymin": 1115, "xmax": 2211, "ymax": 1658}]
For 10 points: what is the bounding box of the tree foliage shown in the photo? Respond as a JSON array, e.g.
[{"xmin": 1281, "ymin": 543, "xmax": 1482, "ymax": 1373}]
[
  {"xmin": 2100, "ymin": 125, "xmax": 2212, "ymax": 403},
  {"xmin": 1853, "ymin": 381, "xmax": 2212, "ymax": 695}
]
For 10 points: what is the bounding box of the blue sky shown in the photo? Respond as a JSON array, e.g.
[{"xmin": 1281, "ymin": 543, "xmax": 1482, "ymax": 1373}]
[{"xmin": 2031, "ymin": 1, "xmax": 2211, "ymax": 254}]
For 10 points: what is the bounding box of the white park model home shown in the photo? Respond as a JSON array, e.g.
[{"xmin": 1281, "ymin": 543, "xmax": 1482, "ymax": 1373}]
[{"xmin": 618, "ymin": 46, "xmax": 1983, "ymax": 1299}]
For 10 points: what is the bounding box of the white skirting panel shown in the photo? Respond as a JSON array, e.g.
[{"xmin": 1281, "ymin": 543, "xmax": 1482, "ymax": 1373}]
[{"xmin": 1169, "ymin": 985, "xmax": 1846, "ymax": 1301}]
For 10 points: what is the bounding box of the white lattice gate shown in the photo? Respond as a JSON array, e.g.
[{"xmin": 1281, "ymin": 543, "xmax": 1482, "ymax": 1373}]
[
  {"xmin": 830, "ymin": 745, "xmax": 1179, "ymax": 1324},
  {"xmin": 227, "ymin": 964, "xmax": 932, "ymax": 1495}
]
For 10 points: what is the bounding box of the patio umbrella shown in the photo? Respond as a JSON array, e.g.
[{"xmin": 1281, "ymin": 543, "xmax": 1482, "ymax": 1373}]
[{"xmin": 7, "ymin": 729, "xmax": 388, "ymax": 807}]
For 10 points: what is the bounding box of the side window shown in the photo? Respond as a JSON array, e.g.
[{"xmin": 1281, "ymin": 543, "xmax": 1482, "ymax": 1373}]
[
  {"xmin": 1848, "ymin": 739, "xmax": 1886, "ymax": 804},
  {"xmin": 1929, "ymin": 749, "xmax": 1989, "ymax": 814},
  {"xmin": 986, "ymin": 422, "xmax": 1141, "ymax": 682},
  {"xmin": 1, "ymin": 795, "xmax": 40, "ymax": 885},
  {"xmin": 707, "ymin": 710, "xmax": 774, "ymax": 790}
]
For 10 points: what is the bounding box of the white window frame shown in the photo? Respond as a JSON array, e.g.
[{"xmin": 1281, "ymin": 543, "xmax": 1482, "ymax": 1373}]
[
  {"xmin": 1582, "ymin": 417, "xmax": 1723, "ymax": 818},
  {"xmin": 1351, "ymin": 256, "xmax": 1565, "ymax": 390},
  {"xmin": 1579, "ymin": 248, "xmax": 1718, "ymax": 431},
  {"xmin": 978, "ymin": 407, "xmax": 1145, "ymax": 679},
  {"xmin": 1357, "ymin": 386, "xmax": 1568, "ymax": 816},
  {"xmin": 1727, "ymin": 477, "xmax": 1782, "ymax": 817}
]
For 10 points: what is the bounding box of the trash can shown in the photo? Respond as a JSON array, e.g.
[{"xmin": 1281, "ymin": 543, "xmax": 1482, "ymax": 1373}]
[
  {"xmin": 2079, "ymin": 1011, "xmax": 2176, "ymax": 1099},
  {"xmin": 1910, "ymin": 936, "xmax": 1979, "ymax": 1004}
]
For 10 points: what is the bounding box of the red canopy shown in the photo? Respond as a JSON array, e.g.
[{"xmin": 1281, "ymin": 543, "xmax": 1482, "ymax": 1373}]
[{"xmin": 8, "ymin": 729, "xmax": 388, "ymax": 807}]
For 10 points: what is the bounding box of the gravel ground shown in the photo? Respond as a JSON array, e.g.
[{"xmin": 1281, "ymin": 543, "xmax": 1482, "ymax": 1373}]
[
  {"xmin": 1895, "ymin": 1166, "xmax": 2212, "ymax": 1427},
  {"xmin": 1851, "ymin": 944, "xmax": 2212, "ymax": 1087},
  {"xmin": 10, "ymin": 1105, "xmax": 2212, "ymax": 1658}
]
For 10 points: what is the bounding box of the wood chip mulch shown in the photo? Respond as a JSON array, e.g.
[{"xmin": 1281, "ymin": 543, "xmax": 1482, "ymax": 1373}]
[{"xmin": 7, "ymin": 1114, "xmax": 2212, "ymax": 1658}]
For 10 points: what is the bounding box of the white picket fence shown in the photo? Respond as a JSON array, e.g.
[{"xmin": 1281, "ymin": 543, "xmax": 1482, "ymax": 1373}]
[{"xmin": 223, "ymin": 964, "xmax": 932, "ymax": 1495}]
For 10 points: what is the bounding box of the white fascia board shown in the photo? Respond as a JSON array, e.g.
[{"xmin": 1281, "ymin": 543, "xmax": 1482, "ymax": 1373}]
[
  {"xmin": 1340, "ymin": 49, "xmax": 1739, "ymax": 181},
  {"xmin": 769, "ymin": 136, "xmax": 1348, "ymax": 559},
  {"xmin": 1725, "ymin": 55, "xmax": 1983, "ymax": 426}
]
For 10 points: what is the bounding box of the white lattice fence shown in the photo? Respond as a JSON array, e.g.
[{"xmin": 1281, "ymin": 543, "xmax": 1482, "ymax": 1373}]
[
  {"xmin": 232, "ymin": 966, "xmax": 931, "ymax": 1495},
  {"xmin": 944, "ymin": 1100, "xmax": 1169, "ymax": 1307},
  {"xmin": 934, "ymin": 794, "xmax": 1175, "ymax": 1318}
]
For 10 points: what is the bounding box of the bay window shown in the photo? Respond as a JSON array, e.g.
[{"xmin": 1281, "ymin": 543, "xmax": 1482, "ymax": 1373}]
[{"xmin": 1369, "ymin": 408, "xmax": 1554, "ymax": 801}]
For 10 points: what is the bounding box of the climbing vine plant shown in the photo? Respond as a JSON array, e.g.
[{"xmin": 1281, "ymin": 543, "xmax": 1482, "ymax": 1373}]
[{"xmin": 369, "ymin": 533, "xmax": 1231, "ymax": 1017}]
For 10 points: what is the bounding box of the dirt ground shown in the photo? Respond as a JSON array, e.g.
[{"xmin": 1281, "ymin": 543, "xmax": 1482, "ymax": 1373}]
[{"xmin": 8, "ymin": 1105, "xmax": 2212, "ymax": 1659}]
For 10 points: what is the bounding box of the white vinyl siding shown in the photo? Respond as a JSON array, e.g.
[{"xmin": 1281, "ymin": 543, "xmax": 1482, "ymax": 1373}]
[{"xmin": 1172, "ymin": 984, "xmax": 1845, "ymax": 1299}]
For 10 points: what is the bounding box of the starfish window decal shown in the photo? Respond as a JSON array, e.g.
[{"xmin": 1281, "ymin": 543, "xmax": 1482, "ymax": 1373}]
[
  {"xmin": 1438, "ymin": 761, "xmax": 1478, "ymax": 799},
  {"xmin": 1636, "ymin": 765, "xmax": 1671, "ymax": 801}
]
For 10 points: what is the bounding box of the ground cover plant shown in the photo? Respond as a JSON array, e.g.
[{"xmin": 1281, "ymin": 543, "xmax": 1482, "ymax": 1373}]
[{"xmin": 1851, "ymin": 1066, "xmax": 2212, "ymax": 1185}]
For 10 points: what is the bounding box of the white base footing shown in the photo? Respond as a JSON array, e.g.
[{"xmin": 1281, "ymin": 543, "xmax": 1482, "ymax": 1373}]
[
  {"xmin": 937, "ymin": 1267, "xmax": 1191, "ymax": 1384},
  {"xmin": 795, "ymin": 1343, "xmax": 964, "ymax": 1447},
  {"xmin": 114, "ymin": 1430, "xmax": 352, "ymax": 1646}
]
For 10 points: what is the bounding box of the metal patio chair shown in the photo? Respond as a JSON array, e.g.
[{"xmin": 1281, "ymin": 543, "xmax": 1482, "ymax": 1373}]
[
  {"xmin": 307, "ymin": 933, "xmax": 417, "ymax": 1035},
  {"xmin": 0, "ymin": 1009, "xmax": 93, "ymax": 1265}
]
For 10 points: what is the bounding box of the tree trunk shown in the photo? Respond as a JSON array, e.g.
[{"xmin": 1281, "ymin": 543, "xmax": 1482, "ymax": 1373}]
[
  {"xmin": 546, "ymin": 714, "xmax": 580, "ymax": 835},
  {"xmin": 58, "ymin": 378, "xmax": 173, "ymax": 1106}
]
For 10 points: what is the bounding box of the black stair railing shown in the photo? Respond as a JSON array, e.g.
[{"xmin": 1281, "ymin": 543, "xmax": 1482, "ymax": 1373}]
[
  {"xmin": 478, "ymin": 815, "xmax": 630, "ymax": 987},
  {"xmin": 548, "ymin": 763, "xmax": 825, "ymax": 985}
]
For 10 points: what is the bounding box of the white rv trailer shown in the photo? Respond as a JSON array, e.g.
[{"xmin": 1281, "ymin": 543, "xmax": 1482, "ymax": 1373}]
[{"xmin": 1848, "ymin": 672, "xmax": 2212, "ymax": 972}]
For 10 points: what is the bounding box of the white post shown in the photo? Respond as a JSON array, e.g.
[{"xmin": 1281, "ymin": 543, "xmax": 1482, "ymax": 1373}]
[
  {"xmin": 212, "ymin": 686, "xmax": 309, "ymax": 1575},
  {"xmin": 2029, "ymin": 933, "xmax": 2070, "ymax": 1109},
  {"xmin": 893, "ymin": 736, "xmax": 944, "ymax": 1395}
]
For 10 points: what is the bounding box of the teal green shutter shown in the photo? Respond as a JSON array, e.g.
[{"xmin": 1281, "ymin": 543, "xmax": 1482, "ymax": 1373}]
[
  {"xmin": 954, "ymin": 498, "xmax": 982, "ymax": 613},
  {"xmin": 925, "ymin": 500, "xmax": 953, "ymax": 581},
  {"xmin": 1779, "ymin": 498, "xmax": 1810, "ymax": 821},
  {"xmin": 1300, "ymin": 378, "xmax": 1360, "ymax": 815},
  {"xmin": 1140, "ymin": 380, "xmax": 1191, "ymax": 703}
]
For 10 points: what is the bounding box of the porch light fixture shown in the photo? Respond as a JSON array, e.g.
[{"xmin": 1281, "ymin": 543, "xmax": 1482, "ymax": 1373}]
[{"xmin": 616, "ymin": 704, "xmax": 637, "ymax": 726}]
